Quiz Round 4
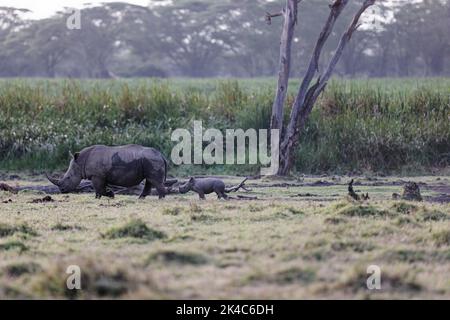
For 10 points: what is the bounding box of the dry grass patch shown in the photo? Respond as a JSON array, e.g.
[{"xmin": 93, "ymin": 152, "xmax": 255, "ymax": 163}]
[
  {"xmin": 147, "ymin": 250, "xmax": 209, "ymax": 266},
  {"xmin": 30, "ymin": 257, "xmax": 159, "ymax": 299},
  {"xmin": 336, "ymin": 267, "xmax": 423, "ymax": 296},
  {"xmin": 162, "ymin": 206, "xmax": 183, "ymax": 216},
  {"xmin": 432, "ymin": 230, "xmax": 450, "ymax": 247}
]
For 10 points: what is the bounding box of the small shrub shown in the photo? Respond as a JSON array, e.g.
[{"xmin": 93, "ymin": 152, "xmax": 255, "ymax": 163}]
[
  {"xmin": 0, "ymin": 223, "xmax": 37, "ymax": 238},
  {"xmin": 419, "ymin": 210, "xmax": 448, "ymax": 222},
  {"xmin": 0, "ymin": 241, "xmax": 28, "ymax": 252},
  {"xmin": 329, "ymin": 202, "xmax": 392, "ymax": 218},
  {"xmin": 391, "ymin": 202, "xmax": 418, "ymax": 214},
  {"xmin": 4, "ymin": 262, "xmax": 41, "ymax": 277},
  {"xmin": 273, "ymin": 267, "xmax": 316, "ymax": 285},
  {"xmin": 103, "ymin": 219, "xmax": 166, "ymax": 241}
]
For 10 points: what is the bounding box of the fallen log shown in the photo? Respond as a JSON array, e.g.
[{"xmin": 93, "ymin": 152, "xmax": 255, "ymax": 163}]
[
  {"xmin": 225, "ymin": 177, "xmax": 251, "ymax": 193},
  {"xmin": 3, "ymin": 179, "xmax": 179, "ymax": 196}
]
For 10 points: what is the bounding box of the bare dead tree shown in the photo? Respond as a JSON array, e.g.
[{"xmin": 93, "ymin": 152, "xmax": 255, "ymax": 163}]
[
  {"xmin": 268, "ymin": 0, "xmax": 300, "ymax": 132},
  {"xmin": 268, "ymin": 0, "xmax": 376, "ymax": 175}
]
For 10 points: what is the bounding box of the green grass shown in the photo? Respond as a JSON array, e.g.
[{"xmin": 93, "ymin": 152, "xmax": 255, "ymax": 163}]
[
  {"xmin": 0, "ymin": 78, "xmax": 449, "ymax": 174},
  {"xmin": 0, "ymin": 241, "xmax": 28, "ymax": 252},
  {"xmin": 102, "ymin": 219, "xmax": 167, "ymax": 241}
]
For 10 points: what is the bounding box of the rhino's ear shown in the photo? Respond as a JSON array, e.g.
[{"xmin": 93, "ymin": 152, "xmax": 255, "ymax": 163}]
[{"xmin": 189, "ymin": 177, "xmax": 195, "ymax": 183}]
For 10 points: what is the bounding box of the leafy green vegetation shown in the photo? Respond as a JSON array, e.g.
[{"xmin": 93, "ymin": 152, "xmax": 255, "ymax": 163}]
[{"xmin": 0, "ymin": 78, "xmax": 449, "ymax": 174}]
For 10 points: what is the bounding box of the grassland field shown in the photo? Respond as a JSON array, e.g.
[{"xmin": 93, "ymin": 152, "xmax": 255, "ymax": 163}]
[
  {"xmin": 0, "ymin": 174, "xmax": 449, "ymax": 299},
  {"xmin": 0, "ymin": 77, "xmax": 449, "ymax": 299},
  {"xmin": 0, "ymin": 77, "xmax": 449, "ymax": 174}
]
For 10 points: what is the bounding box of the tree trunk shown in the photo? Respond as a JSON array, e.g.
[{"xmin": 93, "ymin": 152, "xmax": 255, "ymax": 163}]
[
  {"xmin": 270, "ymin": 0, "xmax": 298, "ymax": 133},
  {"xmin": 278, "ymin": 0, "xmax": 350, "ymax": 175},
  {"xmin": 268, "ymin": 0, "xmax": 376, "ymax": 175}
]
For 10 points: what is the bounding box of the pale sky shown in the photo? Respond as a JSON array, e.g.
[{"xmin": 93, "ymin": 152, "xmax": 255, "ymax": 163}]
[{"xmin": 0, "ymin": 0, "xmax": 152, "ymax": 19}]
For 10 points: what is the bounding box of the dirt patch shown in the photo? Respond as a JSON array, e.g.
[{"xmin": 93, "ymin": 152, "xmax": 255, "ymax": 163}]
[
  {"xmin": 423, "ymin": 185, "xmax": 450, "ymax": 203},
  {"xmin": 30, "ymin": 196, "xmax": 54, "ymax": 203}
]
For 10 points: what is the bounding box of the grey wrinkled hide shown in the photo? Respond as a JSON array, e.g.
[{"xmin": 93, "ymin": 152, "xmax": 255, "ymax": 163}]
[
  {"xmin": 47, "ymin": 145, "xmax": 168, "ymax": 199},
  {"xmin": 179, "ymin": 177, "xmax": 228, "ymax": 200}
]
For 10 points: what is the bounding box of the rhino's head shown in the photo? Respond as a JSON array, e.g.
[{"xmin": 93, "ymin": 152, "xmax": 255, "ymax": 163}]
[
  {"xmin": 46, "ymin": 152, "xmax": 83, "ymax": 193},
  {"xmin": 179, "ymin": 177, "xmax": 195, "ymax": 194}
]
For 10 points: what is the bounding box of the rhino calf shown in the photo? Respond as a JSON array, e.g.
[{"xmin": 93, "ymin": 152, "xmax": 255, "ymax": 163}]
[
  {"xmin": 179, "ymin": 177, "xmax": 228, "ymax": 200},
  {"xmin": 46, "ymin": 144, "xmax": 168, "ymax": 199}
]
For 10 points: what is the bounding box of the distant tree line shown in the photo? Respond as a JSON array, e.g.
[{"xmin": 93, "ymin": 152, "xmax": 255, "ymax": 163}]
[{"xmin": 0, "ymin": 0, "xmax": 449, "ymax": 78}]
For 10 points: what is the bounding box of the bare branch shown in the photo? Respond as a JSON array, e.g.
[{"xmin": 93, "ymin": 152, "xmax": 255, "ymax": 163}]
[
  {"xmin": 265, "ymin": 12, "xmax": 283, "ymax": 25},
  {"xmin": 225, "ymin": 178, "xmax": 250, "ymax": 193},
  {"xmin": 311, "ymin": 0, "xmax": 376, "ymax": 103},
  {"xmin": 266, "ymin": 0, "xmax": 302, "ymax": 25},
  {"xmin": 270, "ymin": 0, "xmax": 299, "ymax": 132},
  {"xmin": 280, "ymin": 0, "xmax": 349, "ymax": 154},
  {"xmin": 274, "ymin": 0, "xmax": 376, "ymax": 175}
]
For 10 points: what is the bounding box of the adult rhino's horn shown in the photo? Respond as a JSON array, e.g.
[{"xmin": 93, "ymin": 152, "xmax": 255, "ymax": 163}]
[{"xmin": 45, "ymin": 173, "xmax": 61, "ymax": 186}]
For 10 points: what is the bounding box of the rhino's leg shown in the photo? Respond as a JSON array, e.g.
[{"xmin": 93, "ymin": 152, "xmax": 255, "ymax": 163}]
[
  {"xmin": 150, "ymin": 180, "xmax": 166, "ymax": 199},
  {"xmin": 92, "ymin": 176, "xmax": 114, "ymax": 199},
  {"xmin": 197, "ymin": 191, "xmax": 206, "ymax": 200},
  {"xmin": 139, "ymin": 180, "xmax": 152, "ymax": 199},
  {"xmin": 217, "ymin": 191, "xmax": 228, "ymax": 200},
  {"xmin": 105, "ymin": 189, "xmax": 115, "ymax": 198},
  {"xmin": 214, "ymin": 186, "xmax": 228, "ymax": 200}
]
